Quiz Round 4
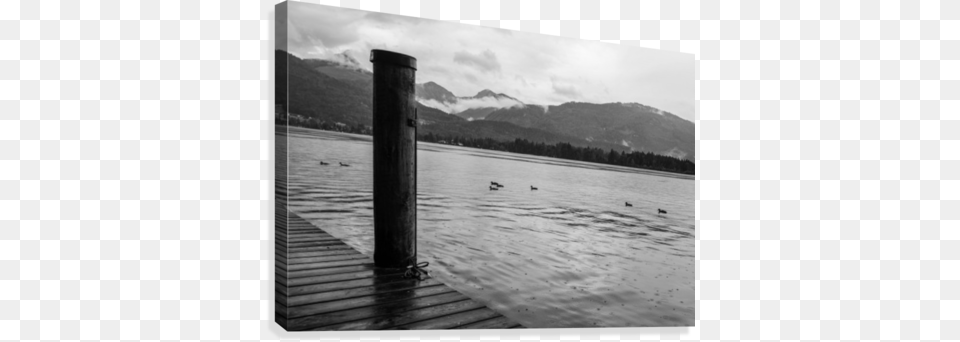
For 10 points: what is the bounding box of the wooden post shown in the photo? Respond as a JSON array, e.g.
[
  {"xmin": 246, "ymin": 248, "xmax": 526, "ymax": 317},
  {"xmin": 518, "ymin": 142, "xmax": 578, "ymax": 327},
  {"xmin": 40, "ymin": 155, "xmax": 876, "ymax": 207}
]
[{"xmin": 370, "ymin": 49, "xmax": 418, "ymax": 269}]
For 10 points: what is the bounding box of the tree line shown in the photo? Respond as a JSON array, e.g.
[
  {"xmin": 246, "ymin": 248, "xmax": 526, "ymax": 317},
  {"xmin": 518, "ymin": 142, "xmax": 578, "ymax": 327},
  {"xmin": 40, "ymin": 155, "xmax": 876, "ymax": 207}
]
[
  {"xmin": 418, "ymin": 132, "xmax": 695, "ymax": 175},
  {"xmin": 277, "ymin": 115, "xmax": 371, "ymax": 135},
  {"xmin": 276, "ymin": 118, "xmax": 694, "ymax": 175}
]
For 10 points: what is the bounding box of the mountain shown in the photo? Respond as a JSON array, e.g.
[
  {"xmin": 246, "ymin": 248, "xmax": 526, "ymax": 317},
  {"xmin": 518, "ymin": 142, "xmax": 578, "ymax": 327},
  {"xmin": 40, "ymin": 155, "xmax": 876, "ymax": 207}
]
[
  {"xmin": 299, "ymin": 58, "xmax": 512, "ymax": 122},
  {"xmin": 276, "ymin": 50, "xmax": 582, "ymax": 146},
  {"xmin": 414, "ymin": 85, "xmax": 525, "ymax": 121},
  {"xmin": 277, "ymin": 50, "xmax": 452, "ymax": 127},
  {"xmin": 302, "ymin": 56, "xmax": 373, "ymax": 94},
  {"xmin": 407, "ymin": 81, "xmax": 696, "ymax": 160},
  {"xmin": 453, "ymin": 89, "xmax": 522, "ymax": 120},
  {"xmin": 467, "ymin": 89, "xmax": 516, "ymax": 101},
  {"xmin": 278, "ymin": 50, "xmax": 373, "ymax": 127},
  {"xmin": 455, "ymin": 108, "xmax": 498, "ymax": 121},
  {"xmin": 278, "ymin": 50, "xmax": 693, "ymax": 161},
  {"xmin": 485, "ymin": 102, "xmax": 695, "ymax": 160},
  {"xmin": 415, "ymin": 82, "xmax": 458, "ymax": 104}
]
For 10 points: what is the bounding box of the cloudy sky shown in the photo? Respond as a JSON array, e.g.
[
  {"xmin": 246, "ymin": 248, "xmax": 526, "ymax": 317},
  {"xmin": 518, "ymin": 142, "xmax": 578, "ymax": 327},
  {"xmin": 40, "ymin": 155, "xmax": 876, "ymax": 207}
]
[{"xmin": 285, "ymin": 2, "xmax": 695, "ymax": 122}]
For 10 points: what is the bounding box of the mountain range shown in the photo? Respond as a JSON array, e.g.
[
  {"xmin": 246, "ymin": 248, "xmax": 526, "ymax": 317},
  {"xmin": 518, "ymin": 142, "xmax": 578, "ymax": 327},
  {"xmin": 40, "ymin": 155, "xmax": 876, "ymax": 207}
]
[
  {"xmin": 276, "ymin": 50, "xmax": 695, "ymax": 160},
  {"xmin": 415, "ymin": 84, "xmax": 525, "ymax": 121}
]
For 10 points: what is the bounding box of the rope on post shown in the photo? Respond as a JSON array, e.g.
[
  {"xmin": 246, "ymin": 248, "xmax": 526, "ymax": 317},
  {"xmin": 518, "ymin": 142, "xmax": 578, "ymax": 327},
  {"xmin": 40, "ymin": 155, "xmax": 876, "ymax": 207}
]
[{"xmin": 403, "ymin": 261, "xmax": 430, "ymax": 280}]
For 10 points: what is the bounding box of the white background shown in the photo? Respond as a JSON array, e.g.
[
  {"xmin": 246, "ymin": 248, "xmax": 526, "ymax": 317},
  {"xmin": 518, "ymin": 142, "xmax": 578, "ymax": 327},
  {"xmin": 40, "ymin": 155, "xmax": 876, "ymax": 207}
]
[{"xmin": 6, "ymin": 0, "xmax": 956, "ymax": 341}]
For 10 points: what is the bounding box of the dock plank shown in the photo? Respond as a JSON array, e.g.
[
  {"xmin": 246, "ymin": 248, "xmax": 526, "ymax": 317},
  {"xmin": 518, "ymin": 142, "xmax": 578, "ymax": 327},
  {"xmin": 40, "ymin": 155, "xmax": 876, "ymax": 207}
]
[
  {"xmin": 275, "ymin": 205, "xmax": 522, "ymax": 330},
  {"xmin": 288, "ymin": 291, "xmax": 469, "ymax": 330},
  {"xmin": 287, "ymin": 283, "xmax": 454, "ymax": 319},
  {"xmin": 286, "ymin": 245, "xmax": 355, "ymax": 253},
  {"xmin": 287, "ymin": 241, "xmax": 354, "ymax": 248},
  {"xmin": 391, "ymin": 307, "xmax": 502, "ymax": 330},
  {"xmin": 287, "ymin": 249, "xmax": 362, "ymax": 259},
  {"xmin": 286, "ymin": 264, "xmax": 379, "ymax": 279},
  {"xmin": 288, "ymin": 272, "xmax": 415, "ymax": 297},
  {"xmin": 287, "ymin": 268, "xmax": 406, "ymax": 287},
  {"xmin": 288, "ymin": 254, "xmax": 370, "ymax": 265},
  {"xmin": 287, "ymin": 277, "xmax": 444, "ymax": 307},
  {"xmin": 286, "ymin": 258, "xmax": 373, "ymax": 272},
  {"xmin": 316, "ymin": 297, "xmax": 488, "ymax": 331},
  {"xmin": 287, "ymin": 237, "xmax": 342, "ymax": 243}
]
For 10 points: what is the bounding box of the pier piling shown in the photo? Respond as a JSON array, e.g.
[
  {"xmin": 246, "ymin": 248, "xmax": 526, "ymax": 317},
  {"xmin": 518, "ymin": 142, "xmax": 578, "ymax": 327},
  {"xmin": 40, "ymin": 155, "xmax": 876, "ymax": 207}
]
[{"xmin": 370, "ymin": 49, "xmax": 418, "ymax": 269}]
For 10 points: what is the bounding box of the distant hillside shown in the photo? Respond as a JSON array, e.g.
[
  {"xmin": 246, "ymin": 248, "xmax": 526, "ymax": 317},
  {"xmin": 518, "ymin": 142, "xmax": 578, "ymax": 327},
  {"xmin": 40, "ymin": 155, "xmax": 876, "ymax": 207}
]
[
  {"xmin": 301, "ymin": 57, "xmax": 373, "ymax": 95},
  {"xmin": 277, "ymin": 49, "xmax": 373, "ymax": 126},
  {"xmin": 486, "ymin": 103, "xmax": 696, "ymax": 160},
  {"xmin": 277, "ymin": 49, "xmax": 693, "ymax": 161},
  {"xmin": 409, "ymin": 82, "xmax": 694, "ymax": 160},
  {"xmin": 415, "ymin": 81, "xmax": 458, "ymax": 104},
  {"xmin": 419, "ymin": 120, "xmax": 625, "ymax": 152},
  {"xmin": 452, "ymin": 89, "xmax": 523, "ymax": 120},
  {"xmin": 414, "ymin": 83, "xmax": 526, "ymax": 121},
  {"xmin": 276, "ymin": 50, "xmax": 583, "ymax": 146}
]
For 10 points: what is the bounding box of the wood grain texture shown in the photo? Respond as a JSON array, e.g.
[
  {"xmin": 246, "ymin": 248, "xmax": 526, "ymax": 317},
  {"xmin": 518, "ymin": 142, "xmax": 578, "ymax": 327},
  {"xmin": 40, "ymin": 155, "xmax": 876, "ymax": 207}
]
[{"xmin": 372, "ymin": 51, "xmax": 418, "ymax": 269}]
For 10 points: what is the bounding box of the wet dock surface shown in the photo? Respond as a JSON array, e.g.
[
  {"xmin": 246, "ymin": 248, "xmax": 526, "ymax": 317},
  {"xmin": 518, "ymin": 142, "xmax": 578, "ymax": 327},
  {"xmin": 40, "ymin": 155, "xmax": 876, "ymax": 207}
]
[{"xmin": 275, "ymin": 202, "xmax": 523, "ymax": 330}]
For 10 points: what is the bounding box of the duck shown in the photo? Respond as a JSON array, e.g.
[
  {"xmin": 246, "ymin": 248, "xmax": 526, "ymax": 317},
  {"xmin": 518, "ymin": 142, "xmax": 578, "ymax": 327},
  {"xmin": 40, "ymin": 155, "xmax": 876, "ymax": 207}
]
[
  {"xmin": 489, "ymin": 186, "xmax": 499, "ymax": 191},
  {"xmin": 320, "ymin": 161, "xmax": 329, "ymax": 165},
  {"xmin": 658, "ymin": 208, "xmax": 667, "ymax": 214},
  {"xmin": 496, "ymin": 184, "xmax": 504, "ymax": 188},
  {"xmin": 530, "ymin": 186, "xmax": 538, "ymax": 190},
  {"xmin": 491, "ymin": 181, "xmax": 499, "ymax": 186},
  {"xmin": 625, "ymin": 202, "xmax": 633, "ymax": 207},
  {"xmin": 339, "ymin": 162, "xmax": 350, "ymax": 167}
]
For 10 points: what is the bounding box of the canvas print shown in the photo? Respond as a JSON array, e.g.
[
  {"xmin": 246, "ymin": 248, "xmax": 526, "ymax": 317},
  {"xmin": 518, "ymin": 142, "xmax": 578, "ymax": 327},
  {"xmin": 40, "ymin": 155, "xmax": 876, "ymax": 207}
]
[{"xmin": 275, "ymin": 1, "xmax": 695, "ymax": 331}]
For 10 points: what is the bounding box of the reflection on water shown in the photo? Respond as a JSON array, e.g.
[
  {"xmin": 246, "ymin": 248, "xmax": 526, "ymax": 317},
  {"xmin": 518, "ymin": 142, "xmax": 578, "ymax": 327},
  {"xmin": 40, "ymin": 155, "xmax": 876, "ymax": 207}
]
[{"xmin": 282, "ymin": 126, "xmax": 695, "ymax": 328}]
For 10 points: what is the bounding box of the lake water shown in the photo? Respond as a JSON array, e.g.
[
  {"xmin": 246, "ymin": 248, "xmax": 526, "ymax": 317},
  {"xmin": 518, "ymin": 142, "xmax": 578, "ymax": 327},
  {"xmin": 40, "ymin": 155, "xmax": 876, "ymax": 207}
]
[{"xmin": 281, "ymin": 126, "xmax": 695, "ymax": 328}]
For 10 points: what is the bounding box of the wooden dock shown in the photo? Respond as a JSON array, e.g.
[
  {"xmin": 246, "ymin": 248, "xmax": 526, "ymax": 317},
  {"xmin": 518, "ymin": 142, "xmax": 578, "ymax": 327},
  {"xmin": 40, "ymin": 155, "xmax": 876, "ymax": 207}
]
[{"xmin": 275, "ymin": 204, "xmax": 523, "ymax": 330}]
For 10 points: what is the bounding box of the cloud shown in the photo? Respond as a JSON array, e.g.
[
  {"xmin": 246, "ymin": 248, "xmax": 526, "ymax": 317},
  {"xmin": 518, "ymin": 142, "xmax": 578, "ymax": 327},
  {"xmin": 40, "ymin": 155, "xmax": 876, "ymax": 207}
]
[
  {"xmin": 284, "ymin": 2, "xmax": 696, "ymax": 121},
  {"xmin": 319, "ymin": 50, "xmax": 367, "ymax": 71},
  {"xmin": 417, "ymin": 96, "xmax": 524, "ymax": 114},
  {"xmin": 453, "ymin": 49, "xmax": 501, "ymax": 74},
  {"xmin": 463, "ymin": 72, "xmax": 478, "ymax": 84},
  {"xmin": 515, "ymin": 75, "xmax": 528, "ymax": 87},
  {"xmin": 551, "ymin": 80, "xmax": 581, "ymax": 100},
  {"xmin": 287, "ymin": 2, "xmax": 365, "ymax": 54}
]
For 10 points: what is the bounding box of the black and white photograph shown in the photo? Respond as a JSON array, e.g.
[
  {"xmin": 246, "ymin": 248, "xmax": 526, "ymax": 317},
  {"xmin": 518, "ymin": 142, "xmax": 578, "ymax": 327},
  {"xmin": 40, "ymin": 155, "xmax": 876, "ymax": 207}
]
[
  {"xmin": 274, "ymin": 1, "xmax": 694, "ymax": 330},
  {"xmin": 10, "ymin": 0, "xmax": 955, "ymax": 341}
]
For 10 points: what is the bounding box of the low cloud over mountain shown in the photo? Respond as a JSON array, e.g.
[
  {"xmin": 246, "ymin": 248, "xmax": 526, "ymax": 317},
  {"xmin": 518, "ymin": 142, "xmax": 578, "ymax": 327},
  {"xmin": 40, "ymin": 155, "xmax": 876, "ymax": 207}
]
[{"xmin": 453, "ymin": 49, "xmax": 502, "ymax": 74}]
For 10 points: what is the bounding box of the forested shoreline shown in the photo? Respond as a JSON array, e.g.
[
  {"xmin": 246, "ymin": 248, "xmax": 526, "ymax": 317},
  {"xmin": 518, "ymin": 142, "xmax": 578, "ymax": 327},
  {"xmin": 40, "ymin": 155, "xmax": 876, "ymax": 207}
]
[
  {"xmin": 278, "ymin": 119, "xmax": 695, "ymax": 175},
  {"xmin": 419, "ymin": 132, "xmax": 695, "ymax": 175}
]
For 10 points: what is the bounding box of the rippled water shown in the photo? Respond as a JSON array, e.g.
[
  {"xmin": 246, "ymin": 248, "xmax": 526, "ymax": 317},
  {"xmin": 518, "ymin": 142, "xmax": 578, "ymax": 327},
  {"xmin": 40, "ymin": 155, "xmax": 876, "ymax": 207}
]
[{"xmin": 281, "ymin": 126, "xmax": 695, "ymax": 328}]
